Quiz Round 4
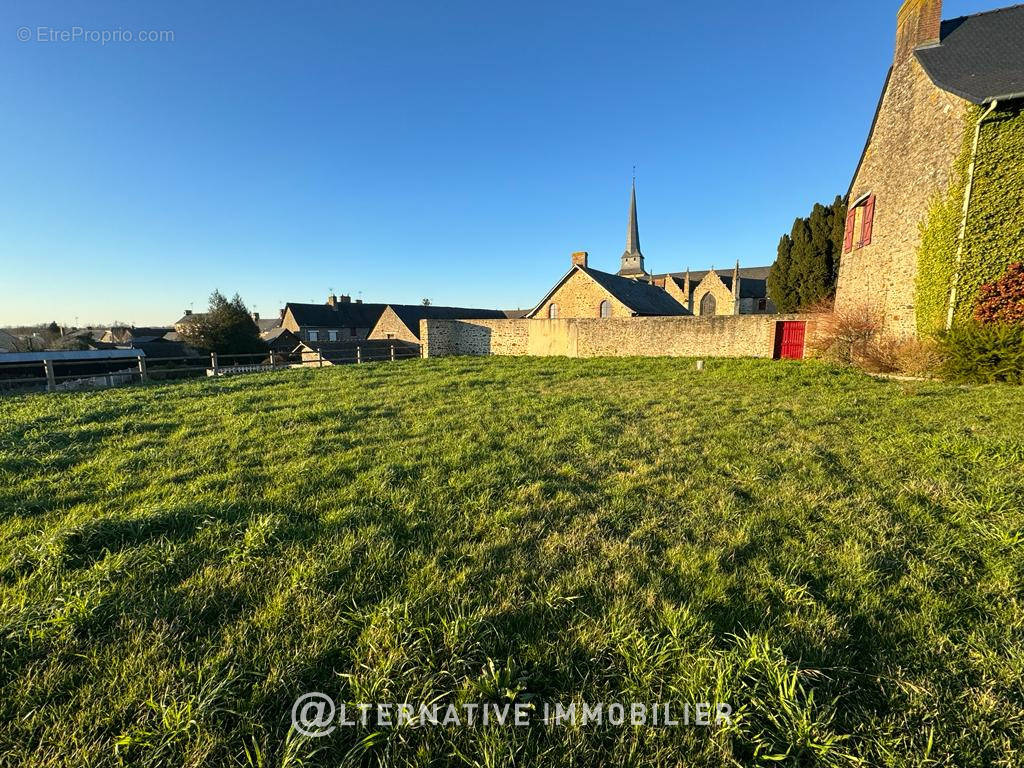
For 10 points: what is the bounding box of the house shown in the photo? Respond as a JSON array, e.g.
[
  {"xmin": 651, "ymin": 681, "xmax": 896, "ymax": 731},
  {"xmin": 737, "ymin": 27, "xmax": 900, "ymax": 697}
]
[
  {"xmin": 293, "ymin": 339, "xmax": 419, "ymax": 366},
  {"xmin": 261, "ymin": 327, "xmax": 301, "ymax": 358},
  {"xmin": 368, "ymin": 305, "xmax": 508, "ymax": 343},
  {"xmin": 174, "ymin": 310, "xmax": 279, "ymax": 333},
  {"xmin": 100, "ymin": 326, "xmax": 172, "ymax": 344},
  {"xmin": 280, "ymin": 295, "xmax": 389, "ymax": 342},
  {"xmin": 526, "ymin": 251, "xmax": 690, "ymax": 319},
  {"xmin": 651, "ymin": 265, "xmax": 776, "ymax": 316},
  {"xmin": 834, "ymin": 0, "xmax": 1024, "ymax": 336},
  {"xmin": 0, "ymin": 329, "xmax": 22, "ymax": 353}
]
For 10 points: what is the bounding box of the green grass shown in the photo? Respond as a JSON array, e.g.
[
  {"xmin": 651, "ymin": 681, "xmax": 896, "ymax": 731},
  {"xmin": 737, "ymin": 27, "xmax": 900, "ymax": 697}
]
[{"xmin": 1, "ymin": 357, "xmax": 1022, "ymax": 767}]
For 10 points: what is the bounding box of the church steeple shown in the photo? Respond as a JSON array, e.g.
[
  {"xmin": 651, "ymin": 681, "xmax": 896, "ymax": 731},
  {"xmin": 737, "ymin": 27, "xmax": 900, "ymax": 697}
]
[{"xmin": 618, "ymin": 177, "xmax": 646, "ymax": 277}]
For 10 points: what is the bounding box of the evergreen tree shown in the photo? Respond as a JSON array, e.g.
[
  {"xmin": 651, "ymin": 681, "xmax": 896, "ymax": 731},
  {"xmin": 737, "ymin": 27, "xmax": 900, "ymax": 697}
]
[
  {"xmin": 768, "ymin": 195, "xmax": 848, "ymax": 311},
  {"xmin": 828, "ymin": 195, "xmax": 848, "ymax": 287},
  {"xmin": 178, "ymin": 291, "xmax": 266, "ymax": 355},
  {"xmin": 767, "ymin": 234, "xmax": 796, "ymax": 312}
]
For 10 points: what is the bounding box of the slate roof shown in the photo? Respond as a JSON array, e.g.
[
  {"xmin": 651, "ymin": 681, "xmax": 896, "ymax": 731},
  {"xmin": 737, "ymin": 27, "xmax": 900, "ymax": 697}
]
[
  {"xmin": 916, "ymin": 5, "xmax": 1024, "ymax": 104},
  {"xmin": 261, "ymin": 326, "xmax": 298, "ymax": 342},
  {"xmin": 284, "ymin": 302, "xmax": 389, "ymax": 329},
  {"xmin": 654, "ymin": 266, "xmax": 773, "ymax": 283},
  {"xmin": 386, "ymin": 305, "xmax": 508, "ymax": 339},
  {"xmin": 529, "ymin": 266, "xmax": 690, "ymax": 317}
]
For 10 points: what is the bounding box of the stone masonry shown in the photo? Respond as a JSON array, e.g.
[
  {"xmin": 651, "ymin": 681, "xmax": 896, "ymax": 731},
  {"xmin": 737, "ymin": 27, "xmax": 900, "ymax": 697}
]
[
  {"xmin": 834, "ymin": 0, "xmax": 967, "ymax": 336},
  {"xmin": 536, "ymin": 268, "xmax": 637, "ymax": 319},
  {"xmin": 421, "ymin": 315, "xmax": 818, "ymax": 360}
]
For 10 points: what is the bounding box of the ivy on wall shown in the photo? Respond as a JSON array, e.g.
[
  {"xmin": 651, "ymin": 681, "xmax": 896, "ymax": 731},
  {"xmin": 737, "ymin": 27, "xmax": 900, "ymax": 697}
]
[{"xmin": 916, "ymin": 103, "xmax": 1024, "ymax": 334}]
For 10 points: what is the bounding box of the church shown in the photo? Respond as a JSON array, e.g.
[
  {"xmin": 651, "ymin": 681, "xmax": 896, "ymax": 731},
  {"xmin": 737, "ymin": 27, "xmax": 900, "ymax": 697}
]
[{"xmin": 527, "ymin": 182, "xmax": 777, "ymax": 319}]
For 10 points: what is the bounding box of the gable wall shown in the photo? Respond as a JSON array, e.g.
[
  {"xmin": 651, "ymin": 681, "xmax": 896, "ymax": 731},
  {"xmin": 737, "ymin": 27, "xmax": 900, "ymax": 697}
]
[
  {"xmin": 368, "ymin": 307, "xmax": 418, "ymax": 343},
  {"xmin": 536, "ymin": 269, "xmax": 634, "ymax": 319},
  {"xmin": 834, "ymin": 53, "xmax": 967, "ymax": 336},
  {"xmin": 692, "ymin": 274, "xmax": 735, "ymax": 316}
]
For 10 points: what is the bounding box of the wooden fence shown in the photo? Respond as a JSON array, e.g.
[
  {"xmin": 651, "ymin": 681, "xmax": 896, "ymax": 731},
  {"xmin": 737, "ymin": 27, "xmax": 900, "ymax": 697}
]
[{"xmin": 0, "ymin": 343, "xmax": 422, "ymax": 395}]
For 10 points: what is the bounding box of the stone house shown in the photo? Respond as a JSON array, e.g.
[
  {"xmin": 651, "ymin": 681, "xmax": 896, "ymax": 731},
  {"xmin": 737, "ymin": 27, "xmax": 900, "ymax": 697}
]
[
  {"xmin": 834, "ymin": 0, "xmax": 1024, "ymax": 336},
  {"xmin": 368, "ymin": 305, "xmax": 509, "ymax": 344},
  {"xmin": 280, "ymin": 295, "xmax": 389, "ymax": 342},
  {"xmin": 526, "ymin": 251, "xmax": 690, "ymax": 319}
]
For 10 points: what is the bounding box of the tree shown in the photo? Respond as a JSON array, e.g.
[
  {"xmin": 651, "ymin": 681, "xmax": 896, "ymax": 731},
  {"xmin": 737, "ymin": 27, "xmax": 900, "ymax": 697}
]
[
  {"xmin": 767, "ymin": 196, "xmax": 848, "ymax": 311},
  {"xmin": 767, "ymin": 234, "xmax": 797, "ymax": 312},
  {"xmin": 177, "ymin": 291, "xmax": 266, "ymax": 355}
]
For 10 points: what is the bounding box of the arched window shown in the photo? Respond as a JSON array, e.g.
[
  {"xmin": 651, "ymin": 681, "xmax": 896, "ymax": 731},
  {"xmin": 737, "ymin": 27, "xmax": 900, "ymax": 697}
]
[
  {"xmin": 548, "ymin": 303, "xmax": 559, "ymax": 319},
  {"xmin": 599, "ymin": 300, "xmax": 611, "ymax": 318},
  {"xmin": 700, "ymin": 292, "xmax": 717, "ymax": 316}
]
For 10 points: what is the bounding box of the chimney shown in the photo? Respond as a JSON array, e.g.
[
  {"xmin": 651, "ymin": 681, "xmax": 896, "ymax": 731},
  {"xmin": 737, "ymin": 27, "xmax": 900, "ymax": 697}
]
[
  {"xmin": 895, "ymin": 0, "xmax": 942, "ymax": 62},
  {"xmin": 279, "ymin": 308, "xmax": 286, "ymax": 320},
  {"xmin": 571, "ymin": 251, "xmax": 589, "ymax": 268},
  {"xmin": 355, "ymin": 298, "xmax": 362, "ymax": 304},
  {"xmin": 252, "ymin": 312, "xmax": 260, "ymax": 322},
  {"xmin": 184, "ymin": 309, "xmax": 192, "ymax": 316},
  {"xmin": 327, "ymin": 294, "xmax": 338, "ymax": 307},
  {"xmin": 339, "ymin": 294, "xmax": 351, "ymax": 304}
]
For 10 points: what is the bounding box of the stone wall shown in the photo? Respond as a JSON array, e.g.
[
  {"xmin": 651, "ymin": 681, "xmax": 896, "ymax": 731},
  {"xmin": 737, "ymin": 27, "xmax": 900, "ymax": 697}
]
[
  {"xmin": 422, "ymin": 315, "xmax": 817, "ymax": 359},
  {"xmin": 834, "ymin": 1, "xmax": 967, "ymax": 337}
]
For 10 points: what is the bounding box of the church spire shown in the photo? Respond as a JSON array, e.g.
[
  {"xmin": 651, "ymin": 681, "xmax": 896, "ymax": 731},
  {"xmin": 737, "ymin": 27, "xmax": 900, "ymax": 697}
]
[{"xmin": 618, "ymin": 175, "xmax": 646, "ymax": 277}]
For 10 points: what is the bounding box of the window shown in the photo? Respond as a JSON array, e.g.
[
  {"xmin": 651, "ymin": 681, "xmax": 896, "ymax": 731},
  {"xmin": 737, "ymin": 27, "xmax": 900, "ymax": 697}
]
[
  {"xmin": 599, "ymin": 300, "xmax": 611, "ymax": 318},
  {"xmin": 700, "ymin": 293, "xmax": 716, "ymax": 316},
  {"xmin": 757, "ymin": 299, "xmax": 768, "ymax": 312},
  {"xmin": 843, "ymin": 194, "xmax": 876, "ymax": 253},
  {"xmin": 548, "ymin": 303, "xmax": 559, "ymax": 319},
  {"xmin": 308, "ymin": 330, "xmax": 319, "ymax": 342},
  {"xmin": 328, "ymin": 330, "xmax": 338, "ymax": 341},
  {"xmin": 350, "ymin": 327, "xmax": 357, "ymax": 337}
]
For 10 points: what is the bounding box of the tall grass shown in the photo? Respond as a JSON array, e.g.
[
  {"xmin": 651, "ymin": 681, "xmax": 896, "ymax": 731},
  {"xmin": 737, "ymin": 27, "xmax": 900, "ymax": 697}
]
[{"xmin": 0, "ymin": 357, "xmax": 1021, "ymax": 766}]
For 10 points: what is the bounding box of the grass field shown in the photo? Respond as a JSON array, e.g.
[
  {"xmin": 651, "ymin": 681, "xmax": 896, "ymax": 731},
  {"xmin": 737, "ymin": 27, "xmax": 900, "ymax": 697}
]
[{"xmin": 1, "ymin": 357, "xmax": 1022, "ymax": 767}]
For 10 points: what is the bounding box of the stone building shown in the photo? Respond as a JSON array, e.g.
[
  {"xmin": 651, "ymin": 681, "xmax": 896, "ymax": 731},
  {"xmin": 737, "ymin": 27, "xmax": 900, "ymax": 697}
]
[
  {"xmin": 280, "ymin": 295, "xmax": 387, "ymax": 342},
  {"xmin": 530, "ymin": 181, "xmax": 774, "ymax": 318},
  {"xmin": 526, "ymin": 251, "xmax": 690, "ymax": 319},
  {"xmin": 368, "ymin": 305, "xmax": 508, "ymax": 344},
  {"xmin": 834, "ymin": 0, "xmax": 1024, "ymax": 336},
  {"xmin": 651, "ymin": 265, "xmax": 776, "ymax": 316}
]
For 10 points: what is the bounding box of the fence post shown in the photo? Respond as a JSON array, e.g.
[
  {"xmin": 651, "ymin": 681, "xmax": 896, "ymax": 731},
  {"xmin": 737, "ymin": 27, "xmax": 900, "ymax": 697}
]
[
  {"xmin": 211, "ymin": 352, "xmax": 219, "ymax": 376},
  {"xmin": 137, "ymin": 355, "xmax": 148, "ymax": 383},
  {"xmin": 357, "ymin": 346, "xmax": 362, "ymax": 364},
  {"xmin": 44, "ymin": 359, "xmax": 56, "ymax": 392},
  {"xmin": 269, "ymin": 350, "xmax": 276, "ymax": 368},
  {"xmin": 390, "ymin": 344, "xmax": 395, "ymax": 362},
  {"xmin": 318, "ymin": 351, "xmax": 323, "ymax": 368}
]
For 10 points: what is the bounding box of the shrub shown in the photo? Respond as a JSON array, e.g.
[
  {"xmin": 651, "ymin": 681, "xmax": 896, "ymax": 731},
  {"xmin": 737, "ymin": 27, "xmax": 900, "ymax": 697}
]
[
  {"xmin": 974, "ymin": 262, "xmax": 1024, "ymax": 325},
  {"xmin": 808, "ymin": 302, "xmax": 881, "ymax": 366},
  {"xmin": 940, "ymin": 323, "xmax": 1024, "ymax": 384},
  {"xmin": 857, "ymin": 335, "xmax": 944, "ymax": 377},
  {"xmin": 810, "ymin": 302, "xmax": 944, "ymax": 376}
]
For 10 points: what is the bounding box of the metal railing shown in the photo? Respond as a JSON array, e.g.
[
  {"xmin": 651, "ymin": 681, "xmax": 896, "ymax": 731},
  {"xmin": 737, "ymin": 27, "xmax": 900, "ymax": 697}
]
[{"xmin": 0, "ymin": 343, "xmax": 422, "ymax": 395}]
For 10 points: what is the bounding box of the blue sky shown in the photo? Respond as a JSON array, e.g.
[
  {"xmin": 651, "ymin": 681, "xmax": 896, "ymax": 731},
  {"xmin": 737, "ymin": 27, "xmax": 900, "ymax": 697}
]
[{"xmin": 0, "ymin": 0, "xmax": 1008, "ymax": 326}]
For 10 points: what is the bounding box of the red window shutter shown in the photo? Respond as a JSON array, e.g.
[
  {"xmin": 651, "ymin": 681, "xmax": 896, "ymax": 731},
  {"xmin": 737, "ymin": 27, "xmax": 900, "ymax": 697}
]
[
  {"xmin": 843, "ymin": 208, "xmax": 856, "ymax": 253},
  {"xmin": 861, "ymin": 196, "xmax": 875, "ymax": 246}
]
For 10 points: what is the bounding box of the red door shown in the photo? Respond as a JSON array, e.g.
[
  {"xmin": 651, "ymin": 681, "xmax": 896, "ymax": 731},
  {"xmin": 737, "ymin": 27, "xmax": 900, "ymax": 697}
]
[{"xmin": 773, "ymin": 321, "xmax": 806, "ymax": 360}]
